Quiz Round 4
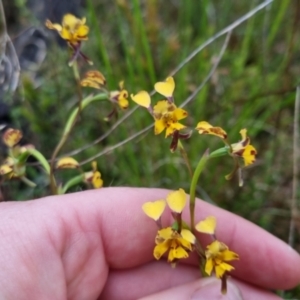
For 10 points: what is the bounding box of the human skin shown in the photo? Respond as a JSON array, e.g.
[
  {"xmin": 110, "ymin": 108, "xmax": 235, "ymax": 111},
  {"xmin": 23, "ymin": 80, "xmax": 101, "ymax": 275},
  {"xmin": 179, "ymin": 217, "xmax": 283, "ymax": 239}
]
[{"xmin": 0, "ymin": 187, "xmax": 299, "ymax": 300}]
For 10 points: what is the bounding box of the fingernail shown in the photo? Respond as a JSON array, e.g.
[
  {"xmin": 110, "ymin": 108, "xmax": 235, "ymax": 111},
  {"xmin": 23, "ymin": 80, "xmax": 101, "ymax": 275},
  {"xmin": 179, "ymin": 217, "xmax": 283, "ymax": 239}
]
[{"xmin": 191, "ymin": 278, "xmax": 243, "ymax": 300}]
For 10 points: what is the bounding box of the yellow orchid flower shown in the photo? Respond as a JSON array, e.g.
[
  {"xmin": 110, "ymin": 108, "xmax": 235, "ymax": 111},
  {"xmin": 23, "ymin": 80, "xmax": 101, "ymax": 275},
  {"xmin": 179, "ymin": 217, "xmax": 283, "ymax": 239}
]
[
  {"xmin": 2, "ymin": 128, "xmax": 22, "ymax": 148},
  {"xmin": 131, "ymin": 77, "xmax": 189, "ymax": 151},
  {"xmin": 110, "ymin": 81, "xmax": 129, "ymax": 110},
  {"xmin": 196, "ymin": 122, "xmax": 257, "ymax": 167},
  {"xmin": 84, "ymin": 161, "xmax": 103, "ymax": 189},
  {"xmin": 46, "ymin": 14, "xmax": 89, "ymax": 44},
  {"xmin": 80, "ymin": 70, "xmax": 106, "ymax": 89},
  {"xmin": 196, "ymin": 121, "xmax": 227, "ymax": 140},
  {"xmin": 154, "ymin": 227, "xmax": 196, "ymax": 263},
  {"xmin": 56, "ymin": 157, "xmax": 79, "ymax": 169},
  {"xmin": 154, "ymin": 101, "xmax": 187, "ymax": 137},
  {"xmin": 45, "ymin": 14, "xmax": 92, "ymax": 65},
  {"xmin": 205, "ymin": 240, "xmax": 239, "ymax": 279},
  {"xmin": 231, "ymin": 129, "xmax": 257, "ymax": 166}
]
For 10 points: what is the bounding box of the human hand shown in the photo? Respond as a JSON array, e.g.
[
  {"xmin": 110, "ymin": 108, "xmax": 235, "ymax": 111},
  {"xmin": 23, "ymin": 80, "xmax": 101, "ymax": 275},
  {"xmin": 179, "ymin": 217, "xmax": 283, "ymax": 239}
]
[{"xmin": 0, "ymin": 187, "xmax": 299, "ymax": 299}]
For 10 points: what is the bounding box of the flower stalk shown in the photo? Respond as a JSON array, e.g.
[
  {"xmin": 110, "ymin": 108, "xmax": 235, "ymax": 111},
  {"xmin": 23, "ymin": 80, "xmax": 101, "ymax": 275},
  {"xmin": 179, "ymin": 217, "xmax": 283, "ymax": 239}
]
[{"xmin": 189, "ymin": 149, "xmax": 210, "ymax": 229}]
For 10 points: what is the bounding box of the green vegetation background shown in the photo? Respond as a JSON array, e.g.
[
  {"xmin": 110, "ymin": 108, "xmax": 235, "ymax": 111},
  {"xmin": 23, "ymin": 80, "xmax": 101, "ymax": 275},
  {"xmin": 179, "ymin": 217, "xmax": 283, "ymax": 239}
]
[{"xmin": 3, "ymin": 0, "xmax": 300, "ymax": 297}]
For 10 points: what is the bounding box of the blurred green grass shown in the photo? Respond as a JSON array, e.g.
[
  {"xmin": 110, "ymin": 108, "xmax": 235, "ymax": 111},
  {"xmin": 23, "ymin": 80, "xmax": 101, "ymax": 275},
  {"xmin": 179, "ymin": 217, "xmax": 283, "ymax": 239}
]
[{"xmin": 3, "ymin": 0, "xmax": 300, "ymax": 296}]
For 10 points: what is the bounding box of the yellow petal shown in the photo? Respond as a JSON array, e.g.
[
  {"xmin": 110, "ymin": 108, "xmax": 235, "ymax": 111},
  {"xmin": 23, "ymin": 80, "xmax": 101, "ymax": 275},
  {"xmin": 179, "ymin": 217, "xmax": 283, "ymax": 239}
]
[
  {"xmin": 170, "ymin": 122, "xmax": 186, "ymax": 131},
  {"xmin": 60, "ymin": 27, "xmax": 72, "ymax": 40},
  {"xmin": 156, "ymin": 227, "xmax": 174, "ymax": 241},
  {"xmin": 118, "ymin": 97, "xmax": 129, "ymax": 109},
  {"xmin": 239, "ymin": 128, "xmax": 247, "ymax": 142},
  {"xmin": 2, "ymin": 128, "xmax": 23, "ymax": 148},
  {"xmin": 222, "ymin": 249, "xmax": 239, "ymax": 262},
  {"xmin": 206, "ymin": 240, "xmax": 226, "ymax": 255},
  {"xmin": 168, "ymin": 246, "xmax": 189, "ymax": 262},
  {"xmin": 153, "ymin": 100, "xmax": 172, "ymax": 115},
  {"xmin": 205, "ymin": 258, "xmax": 214, "ymax": 276},
  {"xmin": 180, "ymin": 229, "xmax": 196, "ymax": 244},
  {"xmin": 154, "ymin": 241, "xmax": 170, "ymax": 260},
  {"xmin": 92, "ymin": 171, "xmax": 103, "ymax": 188},
  {"xmin": 0, "ymin": 164, "xmax": 13, "ymax": 175},
  {"xmin": 173, "ymin": 108, "xmax": 188, "ymax": 121},
  {"xmin": 56, "ymin": 157, "xmax": 79, "ymax": 169},
  {"xmin": 196, "ymin": 121, "xmax": 227, "ymax": 139},
  {"xmin": 80, "ymin": 79, "xmax": 101, "ymax": 89},
  {"xmin": 165, "ymin": 126, "xmax": 176, "ymax": 138},
  {"xmin": 80, "ymin": 70, "xmax": 106, "ymax": 88},
  {"xmin": 215, "ymin": 263, "xmax": 235, "ymax": 278},
  {"xmin": 154, "ymin": 119, "xmax": 166, "ymax": 135},
  {"xmin": 195, "ymin": 216, "xmax": 217, "ymax": 234},
  {"xmin": 131, "ymin": 91, "xmax": 151, "ymax": 108},
  {"xmin": 63, "ymin": 14, "xmax": 77, "ymax": 26},
  {"xmin": 142, "ymin": 200, "xmax": 166, "ymax": 221},
  {"xmin": 177, "ymin": 237, "xmax": 193, "ymax": 251},
  {"xmin": 76, "ymin": 24, "xmax": 89, "ymax": 39},
  {"xmin": 45, "ymin": 20, "xmax": 62, "ymax": 32},
  {"xmin": 154, "ymin": 77, "xmax": 175, "ymax": 98},
  {"xmin": 242, "ymin": 144, "xmax": 257, "ymax": 166},
  {"xmin": 118, "ymin": 90, "xmax": 129, "ymax": 109},
  {"xmin": 166, "ymin": 188, "xmax": 186, "ymax": 213}
]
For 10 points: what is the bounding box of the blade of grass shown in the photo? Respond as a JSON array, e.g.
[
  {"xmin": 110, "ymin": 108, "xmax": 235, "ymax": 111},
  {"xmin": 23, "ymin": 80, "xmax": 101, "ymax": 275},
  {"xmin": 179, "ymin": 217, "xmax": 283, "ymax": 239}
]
[
  {"xmin": 132, "ymin": 0, "xmax": 156, "ymax": 83},
  {"xmin": 86, "ymin": 0, "xmax": 112, "ymax": 76}
]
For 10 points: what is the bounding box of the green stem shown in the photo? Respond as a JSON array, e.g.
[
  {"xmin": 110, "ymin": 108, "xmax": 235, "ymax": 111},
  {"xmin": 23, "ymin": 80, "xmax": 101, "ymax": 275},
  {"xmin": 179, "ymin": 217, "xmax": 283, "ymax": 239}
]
[
  {"xmin": 73, "ymin": 61, "xmax": 83, "ymax": 112},
  {"xmin": 59, "ymin": 174, "xmax": 85, "ymax": 194},
  {"xmin": 178, "ymin": 140, "xmax": 193, "ymax": 178},
  {"xmin": 63, "ymin": 93, "xmax": 108, "ymax": 135},
  {"xmin": 49, "ymin": 93, "xmax": 108, "ymax": 194},
  {"xmin": 209, "ymin": 146, "xmax": 229, "ymax": 159},
  {"xmin": 20, "ymin": 176, "xmax": 36, "ymax": 188},
  {"xmin": 26, "ymin": 148, "xmax": 50, "ymax": 174},
  {"xmin": 189, "ymin": 149, "xmax": 210, "ymax": 229}
]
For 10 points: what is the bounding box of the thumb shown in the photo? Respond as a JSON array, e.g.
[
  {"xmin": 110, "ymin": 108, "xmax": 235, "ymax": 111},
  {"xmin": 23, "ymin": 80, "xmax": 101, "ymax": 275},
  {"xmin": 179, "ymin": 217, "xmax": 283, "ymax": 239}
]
[{"xmin": 140, "ymin": 277, "xmax": 243, "ymax": 300}]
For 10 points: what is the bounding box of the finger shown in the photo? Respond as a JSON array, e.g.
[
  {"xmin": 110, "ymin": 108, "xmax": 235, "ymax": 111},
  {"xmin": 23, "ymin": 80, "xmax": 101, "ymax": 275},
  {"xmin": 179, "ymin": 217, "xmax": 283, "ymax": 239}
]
[
  {"xmin": 139, "ymin": 278, "xmax": 281, "ymax": 300},
  {"xmin": 99, "ymin": 261, "xmax": 280, "ymax": 300},
  {"xmin": 3, "ymin": 187, "xmax": 299, "ymax": 294},
  {"xmin": 99, "ymin": 261, "xmax": 199, "ymax": 299},
  {"xmin": 36, "ymin": 187, "xmax": 300, "ymax": 290}
]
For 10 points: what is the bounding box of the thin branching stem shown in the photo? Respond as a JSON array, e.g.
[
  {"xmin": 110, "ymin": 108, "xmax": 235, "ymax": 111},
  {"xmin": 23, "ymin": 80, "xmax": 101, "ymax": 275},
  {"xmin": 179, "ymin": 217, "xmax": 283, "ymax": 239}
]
[
  {"xmin": 49, "ymin": 61, "xmax": 83, "ymax": 194},
  {"xmin": 169, "ymin": 0, "xmax": 273, "ymax": 77},
  {"xmin": 180, "ymin": 31, "xmax": 232, "ymax": 108},
  {"xmin": 288, "ymin": 87, "xmax": 300, "ymax": 247}
]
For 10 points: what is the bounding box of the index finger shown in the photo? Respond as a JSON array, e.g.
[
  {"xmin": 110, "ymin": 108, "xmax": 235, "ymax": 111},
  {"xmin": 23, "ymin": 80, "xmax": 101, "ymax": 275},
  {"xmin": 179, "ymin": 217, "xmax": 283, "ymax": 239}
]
[{"xmin": 44, "ymin": 187, "xmax": 300, "ymax": 290}]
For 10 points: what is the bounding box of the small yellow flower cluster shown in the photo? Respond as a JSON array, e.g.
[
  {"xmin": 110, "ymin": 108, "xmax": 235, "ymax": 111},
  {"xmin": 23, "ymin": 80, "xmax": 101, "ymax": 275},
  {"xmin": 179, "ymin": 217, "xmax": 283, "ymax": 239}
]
[
  {"xmin": 142, "ymin": 189, "xmax": 195, "ymax": 266},
  {"xmin": 195, "ymin": 216, "xmax": 239, "ymax": 281},
  {"xmin": 80, "ymin": 70, "xmax": 129, "ymax": 120},
  {"xmin": 0, "ymin": 129, "xmax": 32, "ymax": 179},
  {"xmin": 45, "ymin": 14, "xmax": 130, "ymax": 117},
  {"xmin": 46, "ymin": 14, "xmax": 92, "ymax": 65},
  {"xmin": 196, "ymin": 121, "xmax": 257, "ymax": 185},
  {"xmin": 196, "ymin": 121, "xmax": 257, "ymax": 167},
  {"xmin": 131, "ymin": 76, "xmax": 257, "ymax": 183},
  {"xmin": 45, "ymin": 14, "xmax": 89, "ymax": 45},
  {"xmin": 143, "ymin": 188, "xmax": 239, "ymax": 283},
  {"xmin": 56, "ymin": 157, "xmax": 103, "ymax": 189},
  {"xmin": 0, "ymin": 128, "xmax": 103, "ymax": 190},
  {"xmin": 131, "ymin": 77, "xmax": 188, "ymax": 151}
]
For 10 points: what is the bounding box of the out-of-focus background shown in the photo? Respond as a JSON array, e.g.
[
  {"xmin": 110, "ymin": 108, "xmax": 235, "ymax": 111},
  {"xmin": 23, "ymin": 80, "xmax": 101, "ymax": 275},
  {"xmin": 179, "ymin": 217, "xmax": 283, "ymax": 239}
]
[{"xmin": 0, "ymin": 0, "xmax": 299, "ymax": 296}]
